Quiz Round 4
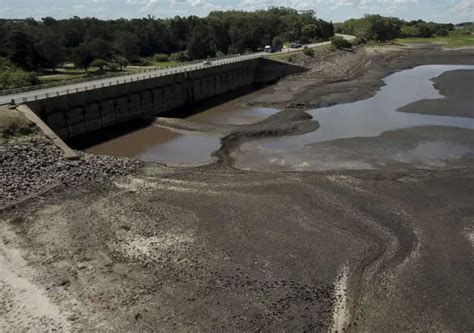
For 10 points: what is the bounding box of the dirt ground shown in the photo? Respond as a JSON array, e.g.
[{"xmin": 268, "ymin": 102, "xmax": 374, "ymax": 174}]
[
  {"xmin": 398, "ymin": 69, "xmax": 474, "ymax": 118},
  {"xmin": 1, "ymin": 44, "xmax": 474, "ymax": 332}
]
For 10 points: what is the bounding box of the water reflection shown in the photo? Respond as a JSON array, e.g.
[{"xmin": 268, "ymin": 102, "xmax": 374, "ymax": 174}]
[{"xmin": 236, "ymin": 65, "xmax": 474, "ymax": 170}]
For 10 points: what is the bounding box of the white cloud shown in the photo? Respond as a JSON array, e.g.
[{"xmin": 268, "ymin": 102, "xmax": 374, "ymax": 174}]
[
  {"xmin": 73, "ymin": 4, "xmax": 86, "ymax": 10},
  {"xmin": 452, "ymin": 0, "xmax": 474, "ymax": 15},
  {"xmin": 238, "ymin": 0, "xmax": 418, "ymax": 12},
  {"xmin": 126, "ymin": 0, "xmax": 159, "ymax": 9}
]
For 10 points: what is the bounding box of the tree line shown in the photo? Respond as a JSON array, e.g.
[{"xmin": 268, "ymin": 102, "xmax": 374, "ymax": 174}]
[
  {"xmin": 0, "ymin": 8, "xmax": 334, "ymax": 72},
  {"xmin": 335, "ymin": 15, "xmax": 457, "ymax": 42}
]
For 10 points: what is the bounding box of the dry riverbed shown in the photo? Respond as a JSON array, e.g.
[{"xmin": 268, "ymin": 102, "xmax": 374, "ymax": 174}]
[{"xmin": 1, "ymin": 44, "xmax": 474, "ymax": 332}]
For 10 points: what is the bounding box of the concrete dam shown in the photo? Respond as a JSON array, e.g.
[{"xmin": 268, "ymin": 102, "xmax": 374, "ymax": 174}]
[{"xmin": 23, "ymin": 58, "xmax": 306, "ymax": 140}]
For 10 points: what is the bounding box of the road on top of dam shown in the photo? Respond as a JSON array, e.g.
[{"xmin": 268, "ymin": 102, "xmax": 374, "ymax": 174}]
[{"xmin": 0, "ymin": 35, "xmax": 354, "ymax": 106}]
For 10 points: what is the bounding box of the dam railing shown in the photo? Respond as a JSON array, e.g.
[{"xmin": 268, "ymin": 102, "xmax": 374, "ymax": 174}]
[{"xmin": 1, "ymin": 53, "xmax": 264, "ymax": 105}]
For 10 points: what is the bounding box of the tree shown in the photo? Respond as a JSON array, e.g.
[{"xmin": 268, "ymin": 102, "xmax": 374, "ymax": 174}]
[
  {"xmin": 301, "ymin": 24, "xmax": 320, "ymax": 43},
  {"xmin": 319, "ymin": 19, "xmax": 335, "ymax": 39},
  {"xmin": 91, "ymin": 59, "xmax": 110, "ymax": 71},
  {"xmin": 39, "ymin": 36, "xmax": 65, "ymax": 70},
  {"xmin": 272, "ymin": 36, "xmax": 284, "ymax": 50},
  {"xmin": 187, "ymin": 24, "xmax": 216, "ymax": 60},
  {"xmin": 114, "ymin": 31, "xmax": 140, "ymax": 62},
  {"xmin": 4, "ymin": 30, "xmax": 35, "ymax": 70},
  {"xmin": 401, "ymin": 25, "xmax": 421, "ymax": 37},
  {"xmin": 42, "ymin": 17, "xmax": 57, "ymax": 27},
  {"xmin": 417, "ymin": 23, "xmax": 433, "ymax": 38},
  {"xmin": 88, "ymin": 38, "xmax": 112, "ymax": 61},
  {"xmin": 112, "ymin": 55, "xmax": 128, "ymax": 70},
  {"xmin": 71, "ymin": 44, "xmax": 94, "ymax": 70}
]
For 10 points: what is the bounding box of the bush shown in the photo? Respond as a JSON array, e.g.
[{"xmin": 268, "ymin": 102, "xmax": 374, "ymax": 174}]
[
  {"xmin": 112, "ymin": 55, "xmax": 128, "ymax": 70},
  {"xmin": 331, "ymin": 36, "xmax": 352, "ymax": 49},
  {"xmin": 171, "ymin": 51, "xmax": 189, "ymax": 62},
  {"xmin": 138, "ymin": 59, "xmax": 152, "ymax": 66},
  {"xmin": 351, "ymin": 37, "xmax": 367, "ymax": 46},
  {"xmin": 435, "ymin": 29, "xmax": 449, "ymax": 37},
  {"xmin": 153, "ymin": 54, "xmax": 169, "ymax": 62},
  {"xmin": 0, "ymin": 70, "xmax": 39, "ymax": 90},
  {"xmin": 0, "ymin": 57, "xmax": 17, "ymax": 71},
  {"xmin": 0, "ymin": 112, "xmax": 37, "ymax": 141},
  {"xmin": 303, "ymin": 47, "xmax": 315, "ymax": 57},
  {"xmin": 108, "ymin": 63, "xmax": 119, "ymax": 71},
  {"xmin": 450, "ymin": 28, "xmax": 471, "ymax": 36},
  {"xmin": 91, "ymin": 59, "xmax": 111, "ymax": 71}
]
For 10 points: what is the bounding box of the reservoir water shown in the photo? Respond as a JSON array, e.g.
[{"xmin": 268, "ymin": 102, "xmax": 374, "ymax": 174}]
[{"xmin": 87, "ymin": 65, "xmax": 474, "ymax": 169}]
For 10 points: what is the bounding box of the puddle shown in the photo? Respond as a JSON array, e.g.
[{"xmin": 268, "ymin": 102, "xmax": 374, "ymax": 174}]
[{"xmin": 235, "ymin": 65, "xmax": 474, "ymax": 170}]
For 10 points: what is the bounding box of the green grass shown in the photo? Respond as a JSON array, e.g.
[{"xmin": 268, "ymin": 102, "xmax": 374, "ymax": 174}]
[
  {"xmin": 124, "ymin": 61, "xmax": 187, "ymax": 73},
  {"xmin": 0, "ymin": 109, "xmax": 38, "ymax": 143},
  {"xmin": 39, "ymin": 73, "xmax": 87, "ymax": 84},
  {"xmin": 395, "ymin": 35, "xmax": 474, "ymax": 48},
  {"xmin": 37, "ymin": 61, "xmax": 187, "ymax": 84}
]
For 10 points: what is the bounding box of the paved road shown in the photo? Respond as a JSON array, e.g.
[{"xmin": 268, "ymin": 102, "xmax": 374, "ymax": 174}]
[{"xmin": 0, "ymin": 34, "xmax": 354, "ymax": 106}]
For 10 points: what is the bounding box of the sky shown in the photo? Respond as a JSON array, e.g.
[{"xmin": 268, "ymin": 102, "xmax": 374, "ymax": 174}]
[{"xmin": 0, "ymin": 0, "xmax": 472, "ymax": 23}]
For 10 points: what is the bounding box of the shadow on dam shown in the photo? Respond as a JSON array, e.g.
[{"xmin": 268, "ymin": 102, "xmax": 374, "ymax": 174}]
[{"xmin": 67, "ymin": 83, "xmax": 271, "ymax": 152}]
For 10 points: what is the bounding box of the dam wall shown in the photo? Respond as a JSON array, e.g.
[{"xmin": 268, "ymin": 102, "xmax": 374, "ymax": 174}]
[{"xmin": 25, "ymin": 58, "xmax": 306, "ymax": 140}]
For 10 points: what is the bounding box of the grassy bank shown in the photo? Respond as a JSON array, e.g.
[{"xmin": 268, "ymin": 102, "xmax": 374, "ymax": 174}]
[
  {"xmin": 35, "ymin": 59, "xmax": 189, "ymax": 84},
  {"xmin": 395, "ymin": 35, "xmax": 474, "ymax": 48},
  {"xmin": 0, "ymin": 108, "xmax": 38, "ymax": 144}
]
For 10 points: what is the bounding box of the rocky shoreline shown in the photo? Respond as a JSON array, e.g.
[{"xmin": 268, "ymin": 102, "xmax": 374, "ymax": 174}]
[{"xmin": 0, "ymin": 136, "xmax": 142, "ymax": 209}]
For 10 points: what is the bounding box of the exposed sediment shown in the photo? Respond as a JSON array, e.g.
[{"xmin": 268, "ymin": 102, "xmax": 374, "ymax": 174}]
[
  {"xmin": 398, "ymin": 69, "xmax": 474, "ymax": 118},
  {"xmin": 155, "ymin": 110, "xmax": 320, "ymax": 166},
  {"xmin": 1, "ymin": 44, "xmax": 474, "ymax": 332}
]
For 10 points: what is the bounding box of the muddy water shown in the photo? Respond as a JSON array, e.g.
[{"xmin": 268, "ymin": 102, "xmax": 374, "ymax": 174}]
[
  {"xmin": 235, "ymin": 65, "xmax": 474, "ymax": 170},
  {"xmin": 86, "ymin": 101, "xmax": 279, "ymax": 165},
  {"xmin": 88, "ymin": 65, "xmax": 474, "ymax": 168}
]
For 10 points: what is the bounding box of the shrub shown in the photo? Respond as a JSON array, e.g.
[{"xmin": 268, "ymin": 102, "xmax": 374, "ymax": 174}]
[
  {"xmin": 112, "ymin": 55, "xmax": 128, "ymax": 70},
  {"xmin": 449, "ymin": 28, "xmax": 471, "ymax": 36},
  {"xmin": 154, "ymin": 54, "xmax": 169, "ymax": 62},
  {"xmin": 331, "ymin": 36, "xmax": 352, "ymax": 49},
  {"xmin": 0, "ymin": 112, "xmax": 37, "ymax": 141},
  {"xmin": 91, "ymin": 59, "xmax": 111, "ymax": 71},
  {"xmin": 351, "ymin": 37, "xmax": 367, "ymax": 46},
  {"xmin": 171, "ymin": 51, "xmax": 189, "ymax": 62},
  {"xmin": 0, "ymin": 57, "xmax": 17, "ymax": 71},
  {"xmin": 138, "ymin": 59, "xmax": 152, "ymax": 66},
  {"xmin": 0, "ymin": 70, "xmax": 39, "ymax": 90},
  {"xmin": 435, "ymin": 29, "xmax": 449, "ymax": 37},
  {"xmin": 303, "ymin": 47, "xmax": 315, "ymax": 57},
  {"xmin": 108, "ymin": 63, "xmax": 119, "ymax": 71}
]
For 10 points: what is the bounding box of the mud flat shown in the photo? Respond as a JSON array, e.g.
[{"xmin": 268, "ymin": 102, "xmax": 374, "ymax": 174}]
[
  {"xmin": 1, "ymin": 44, "xmax": 474, "ymax": 332},
  {"xmin": 245, "ymin": 44, "xmax": 474, "ymax": 110},
  {"xmin": 233, "ymin": 64, "xmax": 474, "ymax": 171},
  {"xmin": 398, "ymin": 69, "xmax": 474, "ymax": 118}
]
